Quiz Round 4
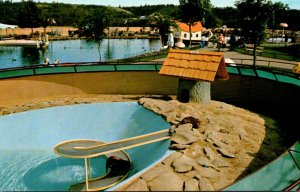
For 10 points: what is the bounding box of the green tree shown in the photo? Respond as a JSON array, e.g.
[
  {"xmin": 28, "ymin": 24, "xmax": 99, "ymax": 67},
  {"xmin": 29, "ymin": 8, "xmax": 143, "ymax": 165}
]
[
  {"xmin": 179, "ymin": 0, "xmax": 212, "ymax": 47},
  {"xmin": 267, "ymin": 2, "xmax": 289, "ymax": 43},
  {"xmin": 213, "ymin": 7, "xmax": 239, "ymax": 28},
  {"xmin": 75, "ymin": 8, "xmax": 109, "ymax": 61},
  {"xmin": 236, "ymin": 0, "xmax": 272, "ymax": 66},
  {"xmin": 148, "ymin": 13, "xmax": 176, "ymax": 47},
  {"xmin": 17, "ymin": 1, "xmax": 42, "ymax": 36}
]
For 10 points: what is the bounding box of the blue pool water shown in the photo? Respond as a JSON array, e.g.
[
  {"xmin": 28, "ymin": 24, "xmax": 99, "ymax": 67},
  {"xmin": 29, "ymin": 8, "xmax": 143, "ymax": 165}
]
[{"xmin": 0, "ymin": 102, "xmax": 170, "ymax": 191}]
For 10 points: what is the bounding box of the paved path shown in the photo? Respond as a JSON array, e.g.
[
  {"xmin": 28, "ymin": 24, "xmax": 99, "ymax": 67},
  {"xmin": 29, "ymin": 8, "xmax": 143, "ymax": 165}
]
[{"xmin": 152, "ymin": 48, "xmax": 298, "ymax": 70}]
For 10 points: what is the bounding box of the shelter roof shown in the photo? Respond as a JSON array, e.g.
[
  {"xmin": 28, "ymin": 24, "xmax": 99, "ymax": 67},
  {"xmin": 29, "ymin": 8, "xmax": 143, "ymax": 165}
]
[
  {"xmin": 176, "ymin": 21, "xmax": 203, "ymax": 33},
  {"xmin": 0, "ymin": 23, "xmax": 17, "ymax": 29},
  {"xmin": 159, "ymin": 49, "xmax": 229, "ymax": 82}
]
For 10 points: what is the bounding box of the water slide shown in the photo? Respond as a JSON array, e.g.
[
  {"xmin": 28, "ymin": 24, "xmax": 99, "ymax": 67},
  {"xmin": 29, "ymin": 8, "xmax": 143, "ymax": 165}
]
[{"xmin": 54, "ymin": 129, "xmax": 170, "ymax": 191}]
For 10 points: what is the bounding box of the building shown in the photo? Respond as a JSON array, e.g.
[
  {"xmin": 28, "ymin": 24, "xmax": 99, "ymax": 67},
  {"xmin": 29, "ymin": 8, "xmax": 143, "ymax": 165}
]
[{"xmin": 173, "ymin": 21, "xmax": 203, "ymax": 45}]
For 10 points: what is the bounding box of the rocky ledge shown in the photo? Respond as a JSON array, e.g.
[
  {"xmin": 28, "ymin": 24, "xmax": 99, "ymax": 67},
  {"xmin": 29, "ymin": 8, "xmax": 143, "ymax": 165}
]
[{"xmin": 117, "ymin": 98, "xmax": 284, "ymax": 191}]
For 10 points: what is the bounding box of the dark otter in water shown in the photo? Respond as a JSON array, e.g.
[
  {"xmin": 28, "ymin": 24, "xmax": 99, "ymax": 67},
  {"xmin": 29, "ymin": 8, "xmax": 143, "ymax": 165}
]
[{"xmin": 106, "ymin": 156, "xmax": 131, "ymax": 177}]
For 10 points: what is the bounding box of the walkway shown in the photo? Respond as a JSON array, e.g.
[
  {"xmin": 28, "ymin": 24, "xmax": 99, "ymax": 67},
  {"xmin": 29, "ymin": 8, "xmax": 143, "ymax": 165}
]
[{"xmin": 152, "ymin": 48, "xmax": 298, "ymax": 70}]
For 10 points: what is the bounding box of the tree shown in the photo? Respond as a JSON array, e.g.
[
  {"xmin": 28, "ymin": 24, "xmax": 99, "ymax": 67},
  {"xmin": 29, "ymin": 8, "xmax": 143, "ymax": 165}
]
[
  {"xmin": 236, "ymin": 0, "xmax": 272, "ymax": 66},
  {"xmin": 75, "ymin": 8, "xmax": 110, "ymax": 61},
  {"xmin": 17, "ymin": 1, "xmax": 42, "ymax": 36},
  {"xmin": 148, "ymin": 13, "xmax": 176, "ymax": 47},
  {"xmin": 179, "ymin": 0, "xmax": 212, "ymax": 47}
]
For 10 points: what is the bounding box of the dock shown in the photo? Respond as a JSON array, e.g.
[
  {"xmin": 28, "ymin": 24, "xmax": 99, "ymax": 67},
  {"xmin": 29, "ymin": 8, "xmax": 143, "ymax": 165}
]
[{"xmin": 0, "ymin": 39, "xmax": 48, "ymax": 48}]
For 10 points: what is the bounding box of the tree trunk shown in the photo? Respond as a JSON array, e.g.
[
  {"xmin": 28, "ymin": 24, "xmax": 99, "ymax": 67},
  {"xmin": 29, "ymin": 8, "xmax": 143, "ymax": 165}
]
[
  {"xmin": 189, "ymin": 23, "xmax": 192, "ymax": 47},
  {"xmin": 177, "ymin": 79, "xmax": 211, "ymax": 103},
  {"xmin": 253, "ymin": 42, "xmax": 257, "ymax": 66},
  {"xmin": 97, "ymin": 41, "xmax": 102, "ymax": 62}
]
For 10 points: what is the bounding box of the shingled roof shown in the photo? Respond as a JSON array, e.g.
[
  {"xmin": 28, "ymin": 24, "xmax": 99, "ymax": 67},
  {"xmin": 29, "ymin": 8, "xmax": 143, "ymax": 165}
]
[
  {"xmin": 159, "ymin": 49, "xmax": 229, "ymax": 82},
  {"xmin": 176, "ymin": 21, "xmax": 203, "ymax": 33}
]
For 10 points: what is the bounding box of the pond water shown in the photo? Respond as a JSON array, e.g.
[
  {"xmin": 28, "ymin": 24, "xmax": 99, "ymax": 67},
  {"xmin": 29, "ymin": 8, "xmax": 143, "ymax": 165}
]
[{"xmin": 0, "ymin": 39, "xmax": 162, "ymax": 69}]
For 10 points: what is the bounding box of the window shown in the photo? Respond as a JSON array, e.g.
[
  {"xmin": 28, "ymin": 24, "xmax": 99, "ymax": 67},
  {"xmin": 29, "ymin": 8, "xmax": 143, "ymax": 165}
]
[{"xmin": 184, "ymin": 33, "xmax": 187, "ymax": 38}]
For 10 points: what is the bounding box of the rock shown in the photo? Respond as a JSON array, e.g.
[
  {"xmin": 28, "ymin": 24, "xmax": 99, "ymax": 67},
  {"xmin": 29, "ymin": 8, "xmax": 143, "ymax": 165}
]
[
  {"xmin": 162, "ymin": 152, "xmax": 183, "ymax": 166},
  {"xmin": 195, "ymin": 167, "xmax": 219, "ymax": 179},
  {"xmin": 170, "ymin": 131, "xmax": 199, "ymax": 145},
  {"xmin": 141, "ymin": 164, "xmax": 172, "ymax": 182},
  {"xmin": 199, "ymin": 177, "xmax": 214, "ymax": 191},
  {"xmin": 170, "ymin": 143, "xmax": 189, "ymax": 150},
  {"xmin": 212, "ymin": 158, "xmax": 230, "ymax": 168},
  {"xmin": 174, "ymin": 163, "xmax": 193, "ymax": 173},
  {"xmin": 148, "ymin": 171, "xmax": 183, "ymax": 191},
  {"xmin": 203, "ymin": 147, "xmax": 216, "ymax": 161},
  {"xmin": 176, "ymin": 123, "xmax": 193, "ymax": 132},
  {"xmin": 125, "ymin": 178, "xmax": 149, "ymax": 191},
  {"xmin": 196, "ymin": 156, "xmax": 214, "ymax": 168},
  {"xmin": 184, "ymin": 145, "xmax": 204, "ymax": 158},
  {"xmin": 172, "ymin": 154, "xmax": 196, "ymax": 173},
  {"xmin": 217, "ymin": 148, "xmax": 236, "ymax": 158},
  {"xmin": 184, "ymin": 178, "xmax": 199, "ymax": 191},
  {"xmin": 219, "ymin": 128, "xmax": 230, "ymax": 134}
]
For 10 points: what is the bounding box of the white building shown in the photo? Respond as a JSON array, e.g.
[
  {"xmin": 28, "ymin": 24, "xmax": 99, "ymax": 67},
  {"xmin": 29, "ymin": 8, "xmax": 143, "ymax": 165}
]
[{"xmin": 174, "ymin": 21, "xmax": 203, "ymax": 44}]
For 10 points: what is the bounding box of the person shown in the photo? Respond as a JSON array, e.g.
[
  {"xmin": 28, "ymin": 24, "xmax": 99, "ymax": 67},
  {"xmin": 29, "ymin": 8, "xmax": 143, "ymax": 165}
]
[
  {"xmin": 292, "ymin": 63, "xmax": 300, "ymax": 74},
  {"xmin": 54, "ymin": 59, "xmax": 59, "ymax": 65},
  {"xmin": 284, "ymin": 33, "xmax": 289, "ymax": 46},
  {"xmin": 217, "ymin": 34, "xmax": 224, "ymax": 51},
  {"xmin": 44, "ymin": 57, "xmax": 49, "ymax": 65},
  {"xmin": 212, "ymin": 34, "xmax": 217, "ymax": 48},
  {"xmin": 229, "ymin": 34, "xmax": 237, "ymax": 51},
  {"xmin": 201, "ymin": 35, "xmax": 206, "ymax": 48}
]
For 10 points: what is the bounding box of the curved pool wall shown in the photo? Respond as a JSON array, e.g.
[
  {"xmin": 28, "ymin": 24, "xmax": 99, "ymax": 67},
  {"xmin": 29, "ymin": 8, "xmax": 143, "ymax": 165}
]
[
  {"xmin": 0, "ymin": 64, "xmax": 299, "ymax": 190},
  {"xmin": 0, "ymin": 102, "xmax": 171, "ymax": 191}
]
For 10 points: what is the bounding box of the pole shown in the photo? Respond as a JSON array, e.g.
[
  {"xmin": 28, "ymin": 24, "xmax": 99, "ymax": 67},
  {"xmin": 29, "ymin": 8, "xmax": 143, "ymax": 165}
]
[
  {"xmin": 282, "ymin": 27, "xmax": 284, "ymax": 43},
  {"xmin": 84, "ymin": 158, "xmax": 89, "ymax": 191}
]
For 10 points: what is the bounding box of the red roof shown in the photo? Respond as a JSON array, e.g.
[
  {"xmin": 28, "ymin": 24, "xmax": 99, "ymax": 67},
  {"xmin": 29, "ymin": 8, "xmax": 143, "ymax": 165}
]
[
  {"xmin": 159, "ymin": 49, "xmax": 229, "ymax": 82},
  {"xmin": 176, "ymin": 21, "xmax": 203, "ymax": 33}
]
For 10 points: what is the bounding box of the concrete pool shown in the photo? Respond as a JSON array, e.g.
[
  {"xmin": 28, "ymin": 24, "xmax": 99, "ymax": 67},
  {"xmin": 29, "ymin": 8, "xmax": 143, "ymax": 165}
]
[{"xmin": 0, "ymin": 102, "xmax": 171, "ymax": 191}]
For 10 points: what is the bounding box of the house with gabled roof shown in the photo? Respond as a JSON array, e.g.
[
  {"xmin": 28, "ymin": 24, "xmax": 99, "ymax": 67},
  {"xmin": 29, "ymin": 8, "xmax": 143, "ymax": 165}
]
[
  {"xmin": 159, "ymin": 49, "xmax": 229, "ymax": 103},
  {"xmin": 173, "ymin": 21, "xmax": 203, "ymax": 45}
]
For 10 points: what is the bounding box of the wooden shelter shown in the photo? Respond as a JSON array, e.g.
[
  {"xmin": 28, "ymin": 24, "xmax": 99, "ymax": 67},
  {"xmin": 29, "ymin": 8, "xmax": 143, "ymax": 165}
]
[{"xmin": 159, "ymin": 49, "xmax": 229, "ymax": 103}]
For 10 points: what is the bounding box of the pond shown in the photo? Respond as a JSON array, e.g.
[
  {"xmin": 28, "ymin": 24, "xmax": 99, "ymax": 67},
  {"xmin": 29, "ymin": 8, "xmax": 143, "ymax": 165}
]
[{"xmin": 0, "ymin": 39, "xmax": 162, "ymax": 69}]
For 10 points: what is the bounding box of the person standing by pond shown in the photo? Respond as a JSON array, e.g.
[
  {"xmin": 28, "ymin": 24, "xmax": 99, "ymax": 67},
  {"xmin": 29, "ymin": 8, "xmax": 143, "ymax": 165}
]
[
  {"xmin": 285, "ymin": 33, "xmax": 289, "ymax": 46},
  {"xmin": 212, "ymin": 34, "xmax": 217, "ymax": 48},
  {"xmin": 217, "ymin": 34, "xmax": 224, "ymax": 51}
]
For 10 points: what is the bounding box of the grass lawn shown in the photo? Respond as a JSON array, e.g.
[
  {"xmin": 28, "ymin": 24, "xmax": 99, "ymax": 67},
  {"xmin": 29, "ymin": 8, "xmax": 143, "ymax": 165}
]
[{"xmin": 235, "ymin": 44, "xmax": 300, "ymax": 62}]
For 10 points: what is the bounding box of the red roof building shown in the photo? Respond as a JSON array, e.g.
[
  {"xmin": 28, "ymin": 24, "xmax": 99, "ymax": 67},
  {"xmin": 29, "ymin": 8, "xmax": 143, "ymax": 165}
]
[{"xmin": 174, "ymin": 21, "xmax": 204, "ymax": 44}]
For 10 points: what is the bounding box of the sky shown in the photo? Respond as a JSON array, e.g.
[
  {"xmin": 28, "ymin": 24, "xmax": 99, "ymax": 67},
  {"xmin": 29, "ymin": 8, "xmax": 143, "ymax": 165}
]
[{"xmin": 12, "ymin": 0, "xmax": 300, "ymax": 9}]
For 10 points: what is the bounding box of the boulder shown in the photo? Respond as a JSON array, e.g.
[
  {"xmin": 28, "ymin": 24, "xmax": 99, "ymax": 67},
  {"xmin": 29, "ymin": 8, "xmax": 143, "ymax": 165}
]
[
  {"xmin": 148, "ymin": 171, "xmax": 183, "ymax": 191},
  {"xmin": 125, "ymin": 178, "xmax": 149, "ymax": 191},
  {"xmin": 184, "ymin": 178, "xmax": 199, "ymax": 191}
]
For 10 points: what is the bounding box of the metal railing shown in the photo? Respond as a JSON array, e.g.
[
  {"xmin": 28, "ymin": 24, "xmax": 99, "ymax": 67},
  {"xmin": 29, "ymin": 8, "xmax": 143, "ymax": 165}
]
[
  {"xmin": 230, "ymin": 58, "xmax": 297, "ymax": 69},
  {"xmin": 0, "ymin": 58, "xmax": 298, "ymax": 87}
]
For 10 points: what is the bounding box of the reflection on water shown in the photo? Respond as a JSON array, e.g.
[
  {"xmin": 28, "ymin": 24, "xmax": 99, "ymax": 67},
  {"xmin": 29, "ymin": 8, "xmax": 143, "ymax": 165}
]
[
  {"xmin": 0, "ymin": 39, "xmax": 162, "ymax": 69},
  {"xmin": 0, "ymin": 151, "xmax": 106, "ymax": 191}
]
